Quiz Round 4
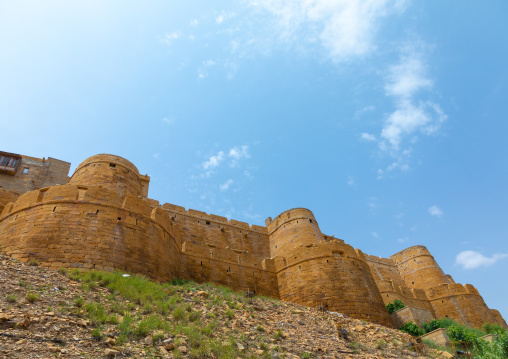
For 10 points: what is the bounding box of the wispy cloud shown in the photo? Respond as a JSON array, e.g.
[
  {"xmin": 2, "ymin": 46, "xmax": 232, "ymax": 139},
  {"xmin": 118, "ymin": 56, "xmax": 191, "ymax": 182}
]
[
  {"xmin": 456, "ymin": 250, "xmax": 508, "ymax": 270},
  {"xmin": 371, "ymin": 231, "xmax": 378, "ymax": 238},
  {"xmin": 161, "ymin": 32, "xmax": 181, "ymax": 45},
  {"xmin": 190, "ymin": 19, "xmax": 199, "ymax": 26},
  {"xmin": 203, "ymin": 151, "xmax": 225, "ymax": 170},
  {"xmin": 229, "ymin": 145, "xmax": 249, "ymax": 166},
  {"xmin": 249, "ymin": 0, "xmax": 407, "ymax": 62},
  {"xmin": 370, "ymin": 42, "xmax": 447, "ymax": 176},
  {"xmin": 162, "ymin": 117, "xmax": 175, "ymax": 125},
  {"xmin": 361, "ymin": 132, "xmax": 376, "ymax": 141},
  {"xmin": 220, "ymin": 179, "xmax": 234, "ymax": 191},
  {"xmin": 382, "ymin": 44, "xmax": 446, "ymax": 149},
  {"xmin": 428, "ymin": 205, "xmax": 443, "ymax": 217},
  {"xmin": 216, "ymin": 10, "xmax": 235, "ymax": 24}
]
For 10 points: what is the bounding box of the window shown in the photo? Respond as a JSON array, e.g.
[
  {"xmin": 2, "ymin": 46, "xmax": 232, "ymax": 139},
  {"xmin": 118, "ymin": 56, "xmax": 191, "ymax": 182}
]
[
  {"xmin": 109, "ymin": 163, "xmax": 116, "ymax": 167},
  {"xmin": 0, "ymin": 153, "xmax": 21, "ymax": 175},
  {"xmin": 23, "ymin": 168, "xmax": 29, "ymax": 174}
]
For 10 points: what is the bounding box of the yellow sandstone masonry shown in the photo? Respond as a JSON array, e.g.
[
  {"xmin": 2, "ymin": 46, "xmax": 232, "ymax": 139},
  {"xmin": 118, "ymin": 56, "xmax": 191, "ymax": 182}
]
[{"xmin": 0, "ymin": 152, "xmax": 506, "ymax": 329}]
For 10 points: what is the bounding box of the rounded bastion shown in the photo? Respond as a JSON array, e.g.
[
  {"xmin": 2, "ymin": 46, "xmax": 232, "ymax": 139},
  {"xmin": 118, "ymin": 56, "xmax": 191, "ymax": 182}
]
[
  {"xmin": 69, "ymin": 154, "xmax": 143, "ymax": 199},
  {"xmin": 269, "ymin": 208, "xmax": 393, "ymax": 327},
  {"xmin": 0, "ymin": 155, "xmax": 179, "ymax": 282}
]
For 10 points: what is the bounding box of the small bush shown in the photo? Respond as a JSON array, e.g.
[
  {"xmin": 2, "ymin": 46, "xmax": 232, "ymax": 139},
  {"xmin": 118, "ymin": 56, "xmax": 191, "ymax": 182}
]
[
  {"xmin": 400, "ymin": 321, "xmax": 424, "ymax": 337},
  {"xmin": 423, "ymin": 317, "xmax": 455, "ymax": 333},
  {"xmin": 58, "ymin": 267, "xmax": 68, "ymax": 276},
  {"xmin": 6, "ymin": 293, "xmax": 16, "ymax": 303},
  {"xmin": 483, "ymin": 323, "xmax": 506, "ymax": 335},
  {"xmin": 256, "ymin": 324, "xmax": 265, "ymax": 332},
  {"xmin": 28, "ymin": 259, "xmax": 39, "ymax": 266},
  {"xmin": 386, "ymin": 299, "xmax": 405, "ymax": 314},
  {"xmin": 74, "ymin": 296, "xmax": 84, "ymax": 308},
  {"xmin": 26, "ymin": 292, "xmax": 39, "ymax": 303},
  {"xmin": 172, "ymin": 306, "xmax": 186, "ymax": 323},
  {"xmin": 274, "ymin": 329, "xmax": 283, "ymax": 341},
  {"xmin": 376, "ymin": 339, "xmax": 387, "ymax": 349}
]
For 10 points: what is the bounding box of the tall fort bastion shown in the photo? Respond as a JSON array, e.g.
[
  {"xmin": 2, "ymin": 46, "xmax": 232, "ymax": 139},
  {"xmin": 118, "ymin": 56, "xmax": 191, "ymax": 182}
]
[{"xmin": 0, "ymin": 151, "xmax": 506, "ymax": 330}]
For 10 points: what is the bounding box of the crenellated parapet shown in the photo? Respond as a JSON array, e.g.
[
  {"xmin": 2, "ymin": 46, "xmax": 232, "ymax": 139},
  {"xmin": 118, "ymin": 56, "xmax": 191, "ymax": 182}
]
[{"xmin": 162, "ymin": 202, "xmax": 270, "ymax": 259}]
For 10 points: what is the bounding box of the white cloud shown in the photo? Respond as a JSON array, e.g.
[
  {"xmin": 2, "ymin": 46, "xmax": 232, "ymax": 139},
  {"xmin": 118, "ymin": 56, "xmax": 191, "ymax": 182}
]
[
  {"xmin": 202, "ymin": 151, "xmax": 225, "ymax": 170},
  {"xmin": 379, "ymin": 45, "xmax": 447, "ymax": 150},
  {"xmin": 229, "ymin": 145, "xmax": 249, "ymax": 166},
  {"xmin": 190, "ymin": 19, "xmax": 199, "ymax": 26},
  {"xmin": 250, "ymin": 0, "xmax": 407, "ymax": 62},
  {"xmin": 220, "ymin": 179, "xmax": 234, "ymax": 191},
  {"xmin": 203, "ymin": 59, "xmax": 216, "ymax": 66},
  {"xmin": 397, "ymin": 237, "xmax": 409, "ymax": 243},
  {"xmin": 456, "ymin": 251, "xmax": 508, "ymax": 270},
  {"xmin": 371, "ymin": 232, "xmax": 378, "ymax": 238},
  {"xmin": 361, "ymin": 132, "xmax": 376, "ymax": 141},
  {"xmin": 216, "ymin": 10, "xmax": 235, "ymax": 24},
  {"xmin": 153, "ymin": 153, "xmax": 159, "ymax": 159},
  {"xmin": 428, "ymin": 205, "xmax": 443, "ymax": 217},
  {"xmin": 161, "ymin": 32, "xmax": 180, "ymax": 45}
]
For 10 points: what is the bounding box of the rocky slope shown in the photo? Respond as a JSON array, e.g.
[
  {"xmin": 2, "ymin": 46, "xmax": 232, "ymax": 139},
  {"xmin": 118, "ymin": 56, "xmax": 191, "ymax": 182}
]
[{"xmin": 0, "ymin": 253, "xmax": 450, "ymax": 358}]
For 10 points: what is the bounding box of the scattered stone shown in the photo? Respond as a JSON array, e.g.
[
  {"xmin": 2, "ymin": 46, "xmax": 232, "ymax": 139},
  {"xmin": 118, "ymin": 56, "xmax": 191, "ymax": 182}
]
[
  {"xmin": 178, "ymin": 346, "xmax": 188, "ymax": 354},
  {"xmin": 144, "ymin": 335, "xmax": 153, "ymax": 345},
  {"xmin": 105, "ymin": 348, "xmax": 120, "ymax": 357},
  {"xmin": 162, "ymin": 338, "xmax": 175, "ymax": 350}
]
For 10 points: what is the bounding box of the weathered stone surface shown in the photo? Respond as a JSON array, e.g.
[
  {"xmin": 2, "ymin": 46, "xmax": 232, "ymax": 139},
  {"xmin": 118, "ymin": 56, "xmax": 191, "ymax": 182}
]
[{"xmin": 0, "ymin": 152, "xmax": 505, "ymax": 330}]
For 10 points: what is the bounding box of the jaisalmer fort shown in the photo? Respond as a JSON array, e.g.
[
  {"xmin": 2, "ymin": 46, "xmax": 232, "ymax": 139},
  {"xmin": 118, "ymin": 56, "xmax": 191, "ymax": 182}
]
[{"xmin": 0, "ymin": 150, "xmax": 506, "ymax": 330}]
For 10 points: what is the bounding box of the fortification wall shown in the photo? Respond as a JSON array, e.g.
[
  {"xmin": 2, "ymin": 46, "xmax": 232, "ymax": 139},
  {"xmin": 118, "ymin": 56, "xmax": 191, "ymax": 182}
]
[
  {"xmin": 1, "ymin": 152, "xmax": 506, "ymax": 330},
  {"xmin": 490, "ymin": 309, "xmax": 508, "ymax": 329},
  {"xmin": 179, "ymin": 240, "xmax": 278, "ymax": 297},
  {"xmin": 162, "ymin": 203, "xmax": 270, "ymax": 259},
  {"xmin": 365, "ymin": 255, "xmax": 407, "ymax": 289},
  {"xmin": 0, "ymin": 184, "xmax": 179, "ymax": 282},
  {"xmin": 275, "ymin": 242, "xmax": 392, "ymax": 326},
  {"xmin": 390, "ymin": 246, "xmax": 449, "ymax": 290},
  {"xmin": 69, "ymin": 154, "xmax": 146, "ymax": 199},
  {"xmin": 266, "ymin": 208, "xmax": 323, "ymax": 258},
  {"xmin": 0, "ymin": 153, "xmax": 70, "ymax": 194},
  {"xmin": 426, "ymin": 283, "xmax": 499, "ymax": 328},
  {"xmin": 0, "ymin": 188, "xmax": 19, "ymax": 213},
  {"xmin": 267, "ymin": 208, "xmax": 392, "ymax": 326}
]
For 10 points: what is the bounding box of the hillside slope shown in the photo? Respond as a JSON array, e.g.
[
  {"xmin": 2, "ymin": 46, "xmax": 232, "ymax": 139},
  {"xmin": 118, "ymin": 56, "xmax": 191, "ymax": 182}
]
[{"xmin": 0, "ymin": 253, "xmax": 449, "ymax": 358}]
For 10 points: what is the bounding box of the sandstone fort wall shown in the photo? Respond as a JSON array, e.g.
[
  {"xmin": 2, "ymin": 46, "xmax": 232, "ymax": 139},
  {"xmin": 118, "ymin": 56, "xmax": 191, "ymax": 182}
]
[{"xmin": 0, "ymin": 152, "xmax": 505, "ymax": 329}]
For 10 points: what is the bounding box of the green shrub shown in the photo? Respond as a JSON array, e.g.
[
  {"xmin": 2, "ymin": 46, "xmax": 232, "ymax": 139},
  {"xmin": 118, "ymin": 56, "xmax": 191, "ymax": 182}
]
[
  {"xmin": 483, "ymin": 323, "xmax": 506, "ymax": 335},
  {"xmin": 386, "ymin": 299, "xmax": 405, "ymax": 314},
  {"xmin": 422, "ymin": 318, "xmax": 455, "ymax": 333},
  {"xmin": 400, "ymin": 321, "xmax": 424, "ymax": 337},
  {"xmin": 6, "ymin": 293, "xmax": 16, "ymax": 303},
  {"xmin": 26, "ymin": 292, "xmax": 39, "ymax": 303},
  {"xmin": 28, "ymin": 259, "xmax": 39, "ymax": 266}
]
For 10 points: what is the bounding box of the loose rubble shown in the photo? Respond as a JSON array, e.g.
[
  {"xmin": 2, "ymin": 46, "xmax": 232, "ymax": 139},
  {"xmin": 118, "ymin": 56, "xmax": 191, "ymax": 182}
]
[{"xmin": 0, "ymin": 253, "xmax": 451, "ymax": 358}]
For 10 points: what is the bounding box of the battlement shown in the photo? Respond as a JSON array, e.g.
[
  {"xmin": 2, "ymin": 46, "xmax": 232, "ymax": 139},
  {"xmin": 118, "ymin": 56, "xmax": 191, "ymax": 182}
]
[
  {"xmin": 0, "ymin": 151, "xmax": 505, "ymax": 329},
  {"xmin": 161, "ymin": 202, "xmax": 268, "ymax": 234}
]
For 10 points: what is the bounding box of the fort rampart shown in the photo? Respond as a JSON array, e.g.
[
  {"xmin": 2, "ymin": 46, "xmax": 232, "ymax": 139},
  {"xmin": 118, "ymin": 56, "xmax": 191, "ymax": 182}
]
[{"xmin": 0, "ymin": 153, "xmax": 505, "ymax": 329}]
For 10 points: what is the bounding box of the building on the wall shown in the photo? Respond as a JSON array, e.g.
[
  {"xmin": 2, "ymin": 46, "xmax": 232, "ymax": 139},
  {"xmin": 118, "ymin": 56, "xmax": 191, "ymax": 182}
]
[
  {"xmin": 0, "ymin": 151, "xmax": 71, "ymax": 212},
  {"xmin": 0, "ymin": 152, "xmax": 506, "ymax": 330}
]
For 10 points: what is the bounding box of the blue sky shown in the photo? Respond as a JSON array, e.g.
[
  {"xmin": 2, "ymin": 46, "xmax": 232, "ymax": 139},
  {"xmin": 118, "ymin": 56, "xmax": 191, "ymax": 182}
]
[{"xmin": 1, "ymin": 1, "xmax": 507, "ymax": 319}]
